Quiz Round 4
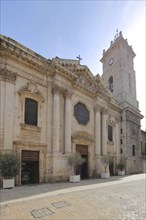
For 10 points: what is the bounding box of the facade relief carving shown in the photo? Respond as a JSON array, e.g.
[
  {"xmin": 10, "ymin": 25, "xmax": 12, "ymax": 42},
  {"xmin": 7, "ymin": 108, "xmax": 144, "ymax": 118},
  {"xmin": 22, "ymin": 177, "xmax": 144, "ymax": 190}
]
[
  {"xmin": 107, "ymin": 114, "xmax": 116, "ymax": 127},
  {"xmin": 73, "ymin": 74, "xmax": 95, "ymax": 94},
  {"xmin": 72, "ymin": 131, "xmax": 94, "ymax": 143}
]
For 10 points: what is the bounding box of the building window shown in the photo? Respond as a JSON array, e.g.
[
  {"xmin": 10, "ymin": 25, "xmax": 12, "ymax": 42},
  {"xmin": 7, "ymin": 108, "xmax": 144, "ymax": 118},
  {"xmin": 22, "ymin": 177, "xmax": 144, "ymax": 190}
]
[
  {"xmin": 109, "ymin": 76, "xmax": 113, "ymax": 92},
  {"xmin": 121, "ymin": 129, "xmax": 123, "ymax": 134},
  {"xmin": 120, "ymin": 149, "xmax": 123, "ymax": 154},
  {"xmin": 128, "ymin": 73, "xmax": 132, "ymax": 93},
  {"xmin": 108, "ymin": 125, "xmax": 113, "ymax": 142},
  {"xmin": 25, "ymin": 98, "xmax": 38, "ymax": 126},
  {"xmin": 132, "ymin": 145, "xmax": 135, "ymax": 156},
  {"xmin": 121, "ymin": 139, "xmax": 123, "ymax": 144}
]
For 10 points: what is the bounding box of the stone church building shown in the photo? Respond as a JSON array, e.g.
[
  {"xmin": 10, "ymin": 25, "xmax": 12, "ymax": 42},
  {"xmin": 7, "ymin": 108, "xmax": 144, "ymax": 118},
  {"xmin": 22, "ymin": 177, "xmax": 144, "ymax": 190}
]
[{"xmin": 0, "ymin": 31, "xmax": 145, "ymax": 185}]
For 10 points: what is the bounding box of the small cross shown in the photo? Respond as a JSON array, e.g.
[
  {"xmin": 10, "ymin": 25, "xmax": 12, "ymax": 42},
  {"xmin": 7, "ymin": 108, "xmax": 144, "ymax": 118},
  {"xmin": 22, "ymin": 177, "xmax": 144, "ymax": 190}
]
[{"xmin": 76, "ymin": 55, "xmax": 82, "ymax": 62}]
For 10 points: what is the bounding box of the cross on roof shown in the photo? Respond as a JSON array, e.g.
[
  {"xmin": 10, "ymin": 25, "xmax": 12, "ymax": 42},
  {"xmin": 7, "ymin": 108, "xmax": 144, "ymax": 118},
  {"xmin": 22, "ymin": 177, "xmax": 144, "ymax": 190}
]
[{"xmin": 76, "ymin": 55, "xmax": 82, "ymax": 62}]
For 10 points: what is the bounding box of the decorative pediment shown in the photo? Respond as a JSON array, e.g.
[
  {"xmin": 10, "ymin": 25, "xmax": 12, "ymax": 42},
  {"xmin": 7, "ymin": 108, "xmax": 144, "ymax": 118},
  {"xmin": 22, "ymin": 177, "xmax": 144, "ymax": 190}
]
[
  {"xmin": 52, "ymin": 58, "xmax": 111, "ymax": 98},
  {"xmin": 73, "ymin": 74, "xmax": 95, "ymax": 93},
  {"xmin": 18, "ymin": 81, "xmax": 45, "ymax": 102},
  {"xmin": 72, "ymin": 131, "xmax": 94, "ymax": 143}
]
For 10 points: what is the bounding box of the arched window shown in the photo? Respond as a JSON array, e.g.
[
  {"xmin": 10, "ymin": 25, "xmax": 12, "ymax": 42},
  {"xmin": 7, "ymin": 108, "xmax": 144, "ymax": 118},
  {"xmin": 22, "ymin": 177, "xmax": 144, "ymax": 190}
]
[{"xmin": 109, "ymin": 76, "xmax": 113, "ymax": 92}]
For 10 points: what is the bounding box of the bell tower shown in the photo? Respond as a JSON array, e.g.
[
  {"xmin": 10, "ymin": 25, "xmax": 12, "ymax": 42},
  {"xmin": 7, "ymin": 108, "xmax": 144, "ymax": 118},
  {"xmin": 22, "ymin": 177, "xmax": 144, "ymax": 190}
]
[
  {"xmin": 101, "ymin": 31, "xmax": 138, "ymax": 109},
  {"xmin": 101, "ymin": 31, "xmax": 143, "ymax": 174}
]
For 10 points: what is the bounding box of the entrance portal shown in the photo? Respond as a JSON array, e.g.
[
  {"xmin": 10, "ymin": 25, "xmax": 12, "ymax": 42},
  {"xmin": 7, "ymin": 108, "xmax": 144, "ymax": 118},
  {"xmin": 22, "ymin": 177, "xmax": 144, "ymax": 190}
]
[
  {"xmin": 109, "ymin": 161, "xmax": 114, "ymax": 176},
  {"xmin": 76, "ymin": 145, "xmax": 88, "ymax": 179},
  {"xmin": 21, "ymin": 150, "xmax": 39, "ymax": 184}
]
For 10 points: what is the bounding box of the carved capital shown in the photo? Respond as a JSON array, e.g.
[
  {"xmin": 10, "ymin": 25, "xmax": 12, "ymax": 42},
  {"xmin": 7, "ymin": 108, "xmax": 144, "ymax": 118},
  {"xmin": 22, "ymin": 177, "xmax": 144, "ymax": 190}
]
[
  {"xmin": 94, "ymin": 104, "xmax": 102, "ymax": 112},
  {"xmin": 102, "ymin": 108, "xmax": 107, "ymax": 114},
  {"xmin": 115, "ymin": 116, "xmax": 120, "ymax": 123},
  {"xmin": 52, "ymin": 84, "xmax": 61, "ymax": 94},
  {"xmin": 64, "ymin": 89, "xmax": 73, "ymax": 99},
  {"xmin": 0, "ymin": 67, "xmax": 17, "ymax": 83}
]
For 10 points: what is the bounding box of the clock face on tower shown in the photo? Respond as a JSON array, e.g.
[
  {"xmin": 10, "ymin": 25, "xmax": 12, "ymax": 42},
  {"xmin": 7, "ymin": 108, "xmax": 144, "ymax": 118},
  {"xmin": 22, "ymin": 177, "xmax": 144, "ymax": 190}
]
[{"xmin": 108, "ymin": 58, "xmax": 114, "ymax": 66}]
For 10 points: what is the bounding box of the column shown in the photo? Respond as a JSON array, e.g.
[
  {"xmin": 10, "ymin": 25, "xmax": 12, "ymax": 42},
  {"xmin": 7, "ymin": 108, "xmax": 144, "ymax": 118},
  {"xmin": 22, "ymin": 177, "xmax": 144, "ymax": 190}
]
[
  {"xmin": 52, "ymin": 85, "xmax": 60, "ymax": 153},
  {"xmin": 64, "ymin": 90, "xmax": 72, "ymax": 153},
  {"xmin": 102, "ymin": 108, "xmax": 107, "ymax": 155},
  {"xmin": 94, "ymin": 106, "xmax": 101, "ymax": 155}
]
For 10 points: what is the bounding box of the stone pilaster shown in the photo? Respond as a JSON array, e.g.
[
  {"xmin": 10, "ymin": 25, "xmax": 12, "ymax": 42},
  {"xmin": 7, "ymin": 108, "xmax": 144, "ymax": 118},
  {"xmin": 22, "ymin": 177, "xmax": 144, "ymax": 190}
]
[
  {"xmin": 0, "ymin": 68, "xmax": 16, "ymax": 149},
  {"xmin": 52, "ymin": 85, "xmax": 60, "ymax": 153},
  {"xmin": 94, "ymin": 105, "xmax": 102, "ymax": 155},
  {"xmin": 115, "ymin": 117, "xmax": 120, "ymax": 157},
  {"xmin": 64, "ymin": 90, "xmax": 73, "ymax": 153},
  {"xmin": 102, "ymin": 108, "xmax": 107, "ymax": 155}
]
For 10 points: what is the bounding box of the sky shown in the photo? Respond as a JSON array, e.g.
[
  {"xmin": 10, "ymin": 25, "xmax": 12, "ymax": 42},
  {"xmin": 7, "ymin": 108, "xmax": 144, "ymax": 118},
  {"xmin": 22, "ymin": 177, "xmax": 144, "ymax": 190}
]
[{"xmin": 1, "ymin": 0, "xmax": 146, "ymax": 130}]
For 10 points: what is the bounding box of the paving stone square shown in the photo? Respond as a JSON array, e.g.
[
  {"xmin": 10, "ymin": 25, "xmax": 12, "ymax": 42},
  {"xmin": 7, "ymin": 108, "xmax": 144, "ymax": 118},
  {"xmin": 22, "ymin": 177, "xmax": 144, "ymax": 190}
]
[
  {"xmin": 51, "ymin": 201, "xmax": 71, "ymax": 209},
  {"xmin": 31, "ymin": 208, "xmax": 54, "ymax": 218},
  {"xmin": 0, "ymin": 174, "xmax": 145, "ymax": 220}
]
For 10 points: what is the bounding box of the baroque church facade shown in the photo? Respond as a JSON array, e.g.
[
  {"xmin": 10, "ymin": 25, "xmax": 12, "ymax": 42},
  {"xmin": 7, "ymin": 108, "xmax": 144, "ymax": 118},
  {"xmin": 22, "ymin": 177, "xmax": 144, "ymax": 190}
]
[{"xmin": 0, "ymin": 31, "xmax": 145, "ymax": 185}]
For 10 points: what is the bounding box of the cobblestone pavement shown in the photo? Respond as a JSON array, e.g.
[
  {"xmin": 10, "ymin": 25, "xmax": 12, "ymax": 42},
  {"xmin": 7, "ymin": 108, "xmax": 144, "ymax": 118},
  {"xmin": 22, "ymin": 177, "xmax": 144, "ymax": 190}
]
[{"xmin": 0, "ymin": 174, "xmax": 146, "ymax": 220}]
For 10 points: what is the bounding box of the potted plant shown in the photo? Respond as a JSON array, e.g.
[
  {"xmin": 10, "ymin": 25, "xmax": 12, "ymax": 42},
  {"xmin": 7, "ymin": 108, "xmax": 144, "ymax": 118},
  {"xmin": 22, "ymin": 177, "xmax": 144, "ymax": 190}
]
[
  {"xmin": 0, "ymin": 151, "xmax": 21, "ymax": 188},
  {"xmin": 101, "ymin": 155, "xmax": 110, "ymax": 178},
  {"xmin": 67, "ymin": 152, "xmax": 85, "ymax": 183},
  {"xmin": 116, "ymin": 158, "xmax": 126, "ymax": 176}
]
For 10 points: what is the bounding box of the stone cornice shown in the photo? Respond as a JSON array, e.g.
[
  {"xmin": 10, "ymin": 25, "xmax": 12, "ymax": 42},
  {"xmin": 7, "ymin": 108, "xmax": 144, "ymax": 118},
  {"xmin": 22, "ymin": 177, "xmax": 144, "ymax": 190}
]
[
  {"xmin": 108, "ymin": 98, "xmax": 122, "ymax": 112},
  {"xmin": 0, "ymin": 36, "xmax": 50, "ymax": 74},
  {"xmin": 53, "ymin": 62, "xmax": 76, "ymax": 80},
  {"xmin": 0, "ymin": 67, "xmax": 17, "ymax": 83}
]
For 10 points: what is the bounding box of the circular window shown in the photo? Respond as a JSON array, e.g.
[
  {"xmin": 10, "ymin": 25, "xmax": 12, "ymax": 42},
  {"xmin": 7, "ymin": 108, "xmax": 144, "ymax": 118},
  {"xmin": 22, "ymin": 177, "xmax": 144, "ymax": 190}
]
[{"xmin": 74, "ymin": 102, "xmax": 89, "ymax": 125}]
